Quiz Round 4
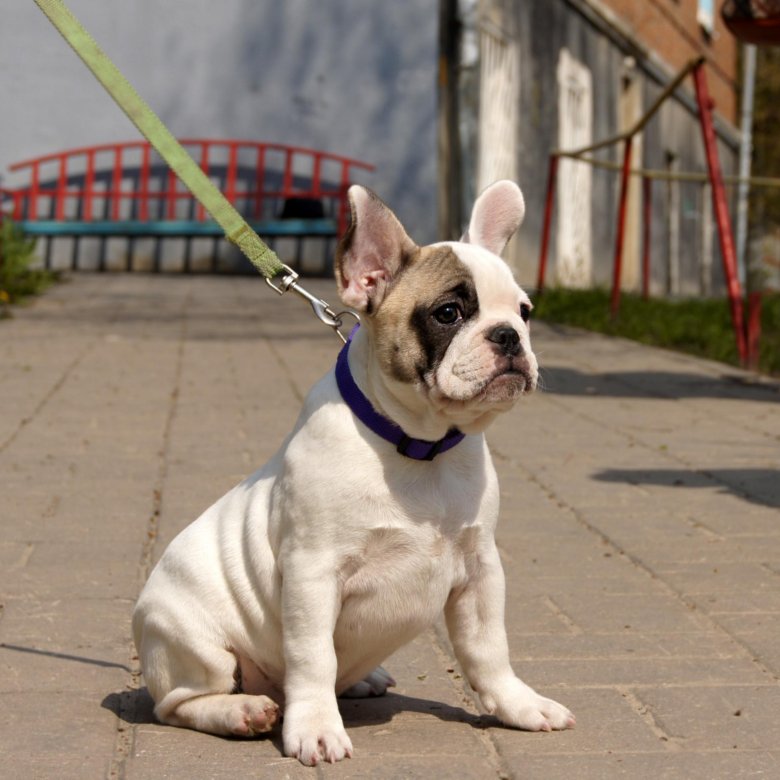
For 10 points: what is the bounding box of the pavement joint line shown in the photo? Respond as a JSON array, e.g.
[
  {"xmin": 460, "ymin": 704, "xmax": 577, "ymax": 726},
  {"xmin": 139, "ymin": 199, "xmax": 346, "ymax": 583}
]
[
  {"xmin": 265, "ymin": 336, "xmax": 306, "ymax": 404},
  {"xmin": 0, "ymin": 345, "xmax": 90, "ymax": 455},
  {"xmin": 616, "ymin": 687, "xmax": 682, "ymax": 751},
  {"xmin": 10, "ymin": 542, "xmax": 35, "ymax": 570},
  {"xmin": 760, "ymin": 562, "xmax": 780, "ymax": 578},
  {"xmin": 540, "ymin": 389, "xmax": 774, "ymax": 509},
  {"xmin": 541, "ymin": 595, "xmax": 585, "ymax": 635},
  {"xmin": 0, "ymin": 272, "xmax": 143, "ymax": 456},
  {"xmin": 491, "ymin": 446, "xmax": 780, "ymax": 684},
  {"xmin": 107, "ymin": 284, "xmax": 191, "ymax": 780},
  {"xmin": 683, "ymin": 515, "xmax": 726, "ymax": 541},
  {"xmin": 225, "ymin": 341, "xmax": 254, "ymax": 467},
  {"xmin": 429, "ymin": 624, "xmax": 514, "ymax": 779}
]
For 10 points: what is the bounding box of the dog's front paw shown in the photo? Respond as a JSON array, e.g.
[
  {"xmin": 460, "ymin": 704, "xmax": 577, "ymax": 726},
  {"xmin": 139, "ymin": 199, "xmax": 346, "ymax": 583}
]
[
  {"xmin": 282, "ymin": 702, "xmax": 353, "ymax": 765},
  {"xmin": 500, "ymin": 693, "xmax": 575, "ymax": 732},
  {"xmin": 487, "ymin": 681, "xmax": 575, "ymax": 732}
]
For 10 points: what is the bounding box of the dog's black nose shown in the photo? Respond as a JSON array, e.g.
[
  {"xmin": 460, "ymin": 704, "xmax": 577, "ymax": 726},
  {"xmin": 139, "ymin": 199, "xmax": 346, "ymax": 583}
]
[{"xmin": 487, "ymin": 325, "xmax": 522, "ymax": 356}]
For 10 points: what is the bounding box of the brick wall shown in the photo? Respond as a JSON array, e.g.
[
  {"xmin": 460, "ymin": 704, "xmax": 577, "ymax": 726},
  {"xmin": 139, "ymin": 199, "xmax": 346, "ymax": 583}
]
[{"xmin": 589, "ymin": 0, "xmax": 738, "ymax": 123}]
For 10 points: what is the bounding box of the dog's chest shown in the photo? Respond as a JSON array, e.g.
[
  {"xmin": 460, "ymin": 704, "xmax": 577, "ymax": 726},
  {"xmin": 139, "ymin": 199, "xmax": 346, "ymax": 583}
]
[{"xmin": 337, "ymin": 521, "xmax": 479, "ymax": 639}]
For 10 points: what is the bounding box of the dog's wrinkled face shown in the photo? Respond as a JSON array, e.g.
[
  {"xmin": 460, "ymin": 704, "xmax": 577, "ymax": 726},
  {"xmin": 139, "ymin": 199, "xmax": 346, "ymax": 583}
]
[
  {"xmin": 336, "ymin": 180, "xmax": 536, "ymax": 424},
  {"xmin": 372, "ymin": 243, "xmax": 537, "ymax": 410}
]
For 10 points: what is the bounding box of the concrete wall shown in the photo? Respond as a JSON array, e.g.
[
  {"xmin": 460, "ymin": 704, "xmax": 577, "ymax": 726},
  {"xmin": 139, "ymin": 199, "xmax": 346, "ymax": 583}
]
[
  {"xmin": 463, "ymin": 0, "xmax": 739, "ymax": 296},
  {"xmin": 0, "ymin": 0, "xmax": 439, "ymax": 269}
]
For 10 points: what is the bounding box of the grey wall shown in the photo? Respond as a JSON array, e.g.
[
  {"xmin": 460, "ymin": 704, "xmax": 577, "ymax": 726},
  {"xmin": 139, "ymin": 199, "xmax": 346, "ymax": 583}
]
[
  {"xmin": 1, "ymin": 0, "xmax": 438, "ymax": 247},
  {"xmin": 461, "ymin": 0, "xmax": 739, "ymax": 296}
]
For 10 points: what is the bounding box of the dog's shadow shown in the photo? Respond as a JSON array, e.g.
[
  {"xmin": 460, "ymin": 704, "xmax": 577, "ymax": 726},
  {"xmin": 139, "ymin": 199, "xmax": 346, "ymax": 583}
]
[{"xmin": 102, "ymin": 686, "xmax": 496, "ymax": 754}]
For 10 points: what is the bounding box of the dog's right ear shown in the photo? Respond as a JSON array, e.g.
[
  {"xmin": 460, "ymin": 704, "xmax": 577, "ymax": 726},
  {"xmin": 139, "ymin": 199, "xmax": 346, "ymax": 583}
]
[{"xmin": 335, "ymin": 186, "xmax": 416, "ymax": 314}]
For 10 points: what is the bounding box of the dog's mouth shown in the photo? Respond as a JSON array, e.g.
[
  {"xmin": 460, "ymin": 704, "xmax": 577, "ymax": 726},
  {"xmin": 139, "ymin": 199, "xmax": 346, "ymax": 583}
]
[
  {"xmin": 430, "ymin": 362, "xmax": 536, "ymax": 408},
  {"xmin": 479, "ymin": 365, "xmax": 536, "ymax": 400}
]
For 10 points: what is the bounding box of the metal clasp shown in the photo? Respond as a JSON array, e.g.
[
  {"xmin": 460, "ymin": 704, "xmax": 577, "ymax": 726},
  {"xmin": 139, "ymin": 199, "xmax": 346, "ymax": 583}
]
[{"xmin": 265, "ymin": 263, "xmax": 359, "ymax": 343}]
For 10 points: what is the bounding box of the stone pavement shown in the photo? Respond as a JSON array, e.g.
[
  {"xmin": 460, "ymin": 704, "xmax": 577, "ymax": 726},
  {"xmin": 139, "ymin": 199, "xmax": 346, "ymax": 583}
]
[{"xmin": 1, "ymin": 273, "xmax": 778, "ymax": 779}]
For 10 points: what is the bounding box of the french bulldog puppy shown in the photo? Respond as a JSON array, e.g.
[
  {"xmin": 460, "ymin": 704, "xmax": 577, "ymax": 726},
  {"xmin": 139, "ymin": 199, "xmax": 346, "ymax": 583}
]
[{"xmin": 132, "ymin": 180, "xmax": 575, "ymax": 766}]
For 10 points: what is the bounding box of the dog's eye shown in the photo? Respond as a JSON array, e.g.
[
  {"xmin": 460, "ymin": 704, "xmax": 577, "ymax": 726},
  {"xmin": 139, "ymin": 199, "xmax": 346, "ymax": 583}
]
[
  {"xmin": 433, "ymin": 303, "xmax": 462, "ymax": 325},
  {"xmin": 520, "ymin": 303, "xmax": 531, "ymax": 323}
]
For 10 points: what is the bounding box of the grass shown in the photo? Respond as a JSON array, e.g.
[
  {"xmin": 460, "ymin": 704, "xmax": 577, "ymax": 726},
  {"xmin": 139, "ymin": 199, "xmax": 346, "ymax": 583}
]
[
  {"xmin": 0, "ymin": 218, "xmax": 57, "ymax": 316},
  {"xmin": 533, "ymin": 287, "xmax": 780, "ymax": 377}
]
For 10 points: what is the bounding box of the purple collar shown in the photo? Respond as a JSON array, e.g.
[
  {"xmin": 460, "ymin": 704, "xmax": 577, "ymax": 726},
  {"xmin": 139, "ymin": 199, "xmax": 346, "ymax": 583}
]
[{"xmin": 335, "ymin": 326, "xmax": 465, "ymax": 461}]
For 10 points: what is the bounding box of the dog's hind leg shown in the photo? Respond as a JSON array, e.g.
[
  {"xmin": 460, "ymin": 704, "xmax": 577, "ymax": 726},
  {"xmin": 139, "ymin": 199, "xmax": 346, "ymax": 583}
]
[
  {"xmin": 140, "ymin": 631, "xmax": 279, "ymax": 737},
  {"xmin": 170, "ymin": 693, "xmax": 279, "ymax": 737},
  {"xmin": 339, "ymin": 666, "xmax": 396, "ymax": 698}
]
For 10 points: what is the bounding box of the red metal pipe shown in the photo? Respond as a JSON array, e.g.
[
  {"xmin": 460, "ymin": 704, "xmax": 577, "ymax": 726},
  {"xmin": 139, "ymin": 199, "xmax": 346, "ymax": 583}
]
[
  {"xmin": 139, "ymin": 145, "xmax": 150, "ymax": 221},
  {"xmin": 111, "ymin": 146, "xmax": 123, "ymax": 221},
  {"xmin": 84, "ymin": 150, "xmax": 95, "ymax": 221},
  {"xmin": 197, "ymin": 142, "xmax": 210, "ymax": 222},
  {"xmin": 226, "ymin": 142, "xmax": 238, "ymax": 207},
  {"xmin": 642, "ymin": 176, "xmax": 652, "ymax": 299},
  {"xmin": 536, "ymin": 154, "xmax": 559, "ymax": 293},
  {"xmin": 692, "ymin": 63, "xmax": 748, "ymax": 365},
  {"xmin": 254, "ymin": 145, "xmax": 266, "ymax": 219},
  {"xmin": 55, "ymin": 155, "xmax": 68, "ymax": 221},
  {"xmin": 166, "ymin": 167, "xmax": 177, "ymax": 220},
  {"xmin": 611, "ymin": 137, "xmax": 634, "ymax": 318},
  {"xmin": 28, "ymin": 163, "xmax": 40, "ymax": 220}
]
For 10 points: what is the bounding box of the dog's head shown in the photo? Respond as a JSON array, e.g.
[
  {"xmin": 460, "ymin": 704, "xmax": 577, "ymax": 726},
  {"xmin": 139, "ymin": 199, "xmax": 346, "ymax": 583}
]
[{"xmin": 335, "ymin": 181, "xmax": 536, "ymax": 435}]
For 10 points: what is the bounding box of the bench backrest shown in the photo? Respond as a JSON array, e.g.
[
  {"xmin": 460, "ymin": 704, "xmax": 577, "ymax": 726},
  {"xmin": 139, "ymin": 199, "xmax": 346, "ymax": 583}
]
[{"xmin": 1, "ymin": 140, "xmax": 373, "ymax": 236}]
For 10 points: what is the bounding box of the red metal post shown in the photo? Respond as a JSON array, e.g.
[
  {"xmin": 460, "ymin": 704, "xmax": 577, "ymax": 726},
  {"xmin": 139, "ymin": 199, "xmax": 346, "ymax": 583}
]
[
  {"xmin": 166, "ymin": 166, "xmax": 178, "ymax": 220},
  {"xmin": 312, "ymin": 153, "xmax": 322, "ymax": 198},
  {"xmin": 254, "ymin": 144, "xmax": 266, "ymax": 219},
  {"xmin": 642, "ymin": 176, "xmax": 652, "ymax": 299},
  {"xmin": 692, "ymin": 63, "xmax": 748, "ymax": 365},
  {"xmin": 29, "ymin": 162, "xmax": 40, "ymax": 220},
  {"xmin": 611, "ymin": 136, "xmax": 634, "ymax": 318},
  {"xmin": 282, "ymin": 149, "xmax": 294, "ymax": 198},
  {"xmin": 84, "ymin": 150, "xmax": 95, "ymax": 221},
  {"xmin": 197, "ymin": 141, "xmax": 210, "ymax": 222},
  {"xmin": 536, "ymin": 154, "xmax": 559, "ymax": 294},
  {"xmin": 225, "ymin": 141, "xmax": 238, "ymax": 207},
  {"xmin": 55, "ymin": 155, "xmax": 67, "ymax": 220},
  {"xmin": 111, "ymin": 146, "xmax": 123, "ymax": 221},
  {"xmin": 140, "ymin": 144, "xmax": 151, "ymax": 221}
]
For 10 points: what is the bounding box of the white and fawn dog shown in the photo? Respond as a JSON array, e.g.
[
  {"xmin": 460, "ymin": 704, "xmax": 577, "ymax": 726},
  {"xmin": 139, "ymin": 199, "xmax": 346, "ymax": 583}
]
[{"xmin": 133, "ymin": 180, "xmax": 575, "ymax": 765}]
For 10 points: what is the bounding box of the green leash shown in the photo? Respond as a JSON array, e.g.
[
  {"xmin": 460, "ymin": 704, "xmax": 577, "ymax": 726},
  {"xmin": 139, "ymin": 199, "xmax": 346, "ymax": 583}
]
[{"xmin": 34, "ymin": 0, "xmax": 352, "ymax": 339}]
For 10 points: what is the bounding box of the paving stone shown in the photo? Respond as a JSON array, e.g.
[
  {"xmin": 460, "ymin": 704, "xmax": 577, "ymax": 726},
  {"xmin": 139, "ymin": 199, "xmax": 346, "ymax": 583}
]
[
  {"xmin": 635, "ymin": 685, "xmax": 780, "ymax": 752},
  {"xmin": 489, "ymin": 688, "xmax": 662, "ymax": 758},
  {"xmin": 2, "ymin": 276, "xmax": 779, "ymax": 778},
  {"xmin": 514, "ymin": 751, "xmax": 780, "ymax": 780}
]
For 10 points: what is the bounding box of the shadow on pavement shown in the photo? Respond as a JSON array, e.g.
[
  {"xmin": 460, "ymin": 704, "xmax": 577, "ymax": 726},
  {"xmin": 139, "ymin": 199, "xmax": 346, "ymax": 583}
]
[
  {"xmin": 339, "ymin": 691, "xmax": 495, "ymax": 730},
  {"xmin": 102, "ymin": 687, "xmax": 156, "ymax": 725},
  {"xmin": 541, "ymin": 366, "xmax": 779, "ymax": 402},
  {"xmin": 101, "ymin": 687, "xmax": 495, "ymax": 732},
  {"xmin": 593, "ymin": 468, "xmax": 780, "ymax": 509},
  {"xmin": 0, "ymin": 642, "xmax": 131, "ymax": 672}
]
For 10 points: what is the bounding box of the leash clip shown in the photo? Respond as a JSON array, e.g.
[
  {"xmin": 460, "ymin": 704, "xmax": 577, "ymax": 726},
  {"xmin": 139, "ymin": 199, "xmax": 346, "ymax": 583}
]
[{"xmin": 266, "ymin": 263, "xmax": 359, "ymax": 343}]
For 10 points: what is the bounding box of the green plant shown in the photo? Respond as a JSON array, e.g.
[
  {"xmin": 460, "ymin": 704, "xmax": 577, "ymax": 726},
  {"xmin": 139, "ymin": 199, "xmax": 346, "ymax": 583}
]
[
  {"xmin": 533, "ymin": 287, "xmax": 780, "ymax": 377},
  {"xmin": 0, "ymin": 217, "xmax": 55, "ymax": 313}
]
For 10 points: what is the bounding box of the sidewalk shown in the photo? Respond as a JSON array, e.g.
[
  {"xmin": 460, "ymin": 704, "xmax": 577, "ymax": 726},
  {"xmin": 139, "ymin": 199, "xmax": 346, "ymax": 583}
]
[{"xmin": 1, "ymin": 273, "xmax": 778, "ymax": 779}]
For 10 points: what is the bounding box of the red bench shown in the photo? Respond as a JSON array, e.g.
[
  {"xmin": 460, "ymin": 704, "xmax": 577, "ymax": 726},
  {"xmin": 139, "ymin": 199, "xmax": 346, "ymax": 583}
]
[{"xmin": 0, "ymin": 139, "xmax": 373, "ymax": 272}]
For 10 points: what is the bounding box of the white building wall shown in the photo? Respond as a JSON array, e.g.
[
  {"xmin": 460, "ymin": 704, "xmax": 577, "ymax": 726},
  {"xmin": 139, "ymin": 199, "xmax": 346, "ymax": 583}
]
[{"xmin": 0, "ymin": 0, "xmax": 438, "ymax": 245}]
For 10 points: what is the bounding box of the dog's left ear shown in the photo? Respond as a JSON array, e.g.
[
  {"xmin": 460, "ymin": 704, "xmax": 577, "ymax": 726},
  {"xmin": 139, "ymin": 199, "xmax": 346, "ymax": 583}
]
[
  {"xmin": 335, "ymin": 186, "xmax": 417, "ymax": 313},
  {"xmin": 460, "ymin": 180, "xmax": 525, "ymax": 257}
]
